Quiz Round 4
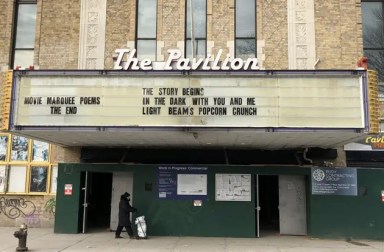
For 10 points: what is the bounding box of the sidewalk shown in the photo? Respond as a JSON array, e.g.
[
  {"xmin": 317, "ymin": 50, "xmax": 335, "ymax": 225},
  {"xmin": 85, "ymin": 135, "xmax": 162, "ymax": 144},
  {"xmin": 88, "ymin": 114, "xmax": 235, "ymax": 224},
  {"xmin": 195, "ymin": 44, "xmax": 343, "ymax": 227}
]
[{"xmin": 0, "ymin": 227, "xmax": 383, "ymax": 252}]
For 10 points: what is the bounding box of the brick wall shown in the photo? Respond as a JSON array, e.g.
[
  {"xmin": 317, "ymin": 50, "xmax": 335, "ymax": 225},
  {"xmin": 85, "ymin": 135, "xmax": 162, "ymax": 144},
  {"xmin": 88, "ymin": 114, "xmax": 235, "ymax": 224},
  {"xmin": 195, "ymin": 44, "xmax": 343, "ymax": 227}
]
[
  {"xmin": 315, "ymin": 0, "xmax": 363, "ymax": 69},
  {"xmin": 259, "ymin": 0, "xmax": 289, "ymax": 69},
  {"xmin": 0, "ymin": 1, "xmax": 13, "ymax": 68},
  {"xmin": 158, "ymin": 0, "xmax": 185, "ymax": 57},
  {"xmin": 52, "ymin": 146, "xmax": 81, "ymax": 163},
  {"xmin": 36, "ymin": 1, "xmax": 80, "ymax": 69},
  {"xmin": 104, "ymin": 0, "xmax": 136, "ymax": 69},
  {"xmin": 0, "ymin": 195, "xmax": 56, "ymax": 227},
  {"xmin": 209, "ymin": 0, "xmax": 233, "ymax": 56}
]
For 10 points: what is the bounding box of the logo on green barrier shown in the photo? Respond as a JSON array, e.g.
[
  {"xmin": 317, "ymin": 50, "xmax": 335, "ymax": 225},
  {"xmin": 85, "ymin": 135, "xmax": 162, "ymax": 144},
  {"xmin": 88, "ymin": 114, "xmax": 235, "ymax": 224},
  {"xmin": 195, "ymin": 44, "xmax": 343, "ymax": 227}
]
[{"xmin": 312, "ymin": 169, "xmax": 325, "ymax": 182}]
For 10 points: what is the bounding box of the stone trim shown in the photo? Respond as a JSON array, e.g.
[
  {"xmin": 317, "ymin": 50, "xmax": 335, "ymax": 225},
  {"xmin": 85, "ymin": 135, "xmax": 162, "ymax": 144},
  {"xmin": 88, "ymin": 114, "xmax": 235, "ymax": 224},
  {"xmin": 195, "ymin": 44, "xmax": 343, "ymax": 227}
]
[
  {"xmin": 287, "ymin": 0, "xmax": 316, "ymax": 69},
  {"xmin": 78, "ymin": 0, "xmax": 107, "ymax": 69}
]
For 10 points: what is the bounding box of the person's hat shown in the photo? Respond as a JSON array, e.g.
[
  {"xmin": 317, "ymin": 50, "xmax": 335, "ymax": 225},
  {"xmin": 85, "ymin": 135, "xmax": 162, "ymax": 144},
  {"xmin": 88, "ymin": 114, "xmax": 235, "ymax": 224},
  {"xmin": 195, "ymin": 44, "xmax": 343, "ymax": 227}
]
[{"xmin": 123, "ymin": 192, "xmax": 130, "ymax": 197}]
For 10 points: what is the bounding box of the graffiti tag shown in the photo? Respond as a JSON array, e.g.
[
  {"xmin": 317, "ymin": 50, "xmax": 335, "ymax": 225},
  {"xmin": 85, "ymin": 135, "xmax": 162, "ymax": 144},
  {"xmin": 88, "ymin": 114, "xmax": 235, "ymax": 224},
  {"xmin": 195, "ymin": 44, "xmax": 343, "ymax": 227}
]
[
  {"xmin": 25, "ymin": 213, "xmax": 41, "ymax": 226},
  {"xmin": 0, "ymin": 197, "xmax": 36, "ymax": 219}
]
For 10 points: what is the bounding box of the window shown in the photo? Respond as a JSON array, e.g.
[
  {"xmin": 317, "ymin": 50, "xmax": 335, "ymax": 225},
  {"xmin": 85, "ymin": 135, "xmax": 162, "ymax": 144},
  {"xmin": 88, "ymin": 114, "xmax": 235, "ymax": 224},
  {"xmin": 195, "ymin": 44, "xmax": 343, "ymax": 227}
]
[
  {"xmin": 0, "ymin": 133, "xmax": 55, "ymax": 194},
  {"xmin": 362, "ymin": 1, "xmax": 384, "ymax": 102},
  {"xmin": 12, "ymin": 0, "xmax": 37, "ymax": 69},
  {"xmin": 136, "ymin": 0, "xmax": 157, "ymax": 61},
  {"xmin": 235, "ymin": 0, "xmax": 256, "ymax": 60},
  {"xmin": 362, "ymin": 1, "xmax": 384, "ymax": 82},
  {"xmin": 185, "ymin": 0, "xmax": 206, "ymax": 59}
]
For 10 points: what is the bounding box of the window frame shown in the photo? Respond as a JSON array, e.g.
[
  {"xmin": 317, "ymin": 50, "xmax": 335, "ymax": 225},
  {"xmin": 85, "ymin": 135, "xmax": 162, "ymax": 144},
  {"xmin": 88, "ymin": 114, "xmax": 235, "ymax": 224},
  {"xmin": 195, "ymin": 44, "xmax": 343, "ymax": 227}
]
[
  {"xmin": 184, "ymin": 0, "xmax": 207, "ymax": 59},
  {"xmin": 11, "ymin": 0, "xmax": 37, "ymax": 69},
  {"xmin": 135, "ymin": 0, "xmax": 158, "ymax": 61},
  {"xmin": 0, "ymin": 133, "xmax": 56, "ymax": 195},
  {"xmin": 234, "ymin": 0, "xmax": 257, "ymax": 59}
]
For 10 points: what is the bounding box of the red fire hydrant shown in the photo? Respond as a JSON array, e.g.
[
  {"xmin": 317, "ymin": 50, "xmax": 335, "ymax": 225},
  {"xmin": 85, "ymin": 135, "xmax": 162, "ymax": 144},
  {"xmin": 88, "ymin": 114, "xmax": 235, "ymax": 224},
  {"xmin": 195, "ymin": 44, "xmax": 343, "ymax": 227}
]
[{"xmin": 13, "ymin": 223, "xmax": 28, "ymax": 251}]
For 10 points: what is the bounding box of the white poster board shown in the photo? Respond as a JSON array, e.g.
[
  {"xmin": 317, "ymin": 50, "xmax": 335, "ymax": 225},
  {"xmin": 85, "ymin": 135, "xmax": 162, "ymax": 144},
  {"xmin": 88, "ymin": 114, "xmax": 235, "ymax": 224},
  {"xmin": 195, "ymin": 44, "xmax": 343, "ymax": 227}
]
[
  {"xmin": 216, "ymin": 174, "xmax": 251, "ymax": 201},
  {"xmin": 50, "ymin": 165, "xmax": 58, "ymax": 194},
  {"xmin": 8, "ymin": 166, "xmax": 27, "ymax": 193},
  {"xmin": 177, "ymin": 174, "xmax": 207, "ymax": 195}
]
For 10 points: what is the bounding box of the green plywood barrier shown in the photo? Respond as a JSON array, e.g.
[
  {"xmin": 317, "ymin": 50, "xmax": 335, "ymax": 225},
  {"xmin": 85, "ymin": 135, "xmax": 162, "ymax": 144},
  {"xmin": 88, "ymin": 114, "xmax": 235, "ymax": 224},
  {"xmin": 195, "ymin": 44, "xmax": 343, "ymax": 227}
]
[
  {"xmin": 310, "ymin": 168, "xmax": 384, "ymax": 240},
  {"xmin": 54, "ymin": 164, "xmax": 384, "ymax": 240},
  {"xmin": 133, "ymin": 165, "xmax": 256, "ymax": 237},
  {"xmin": 54, "ymin": 164, "xmax": 82, "ymax": 233},
  {"xmin": 54, "ymin": 164, "xmax": 310, "ymax": 236}
]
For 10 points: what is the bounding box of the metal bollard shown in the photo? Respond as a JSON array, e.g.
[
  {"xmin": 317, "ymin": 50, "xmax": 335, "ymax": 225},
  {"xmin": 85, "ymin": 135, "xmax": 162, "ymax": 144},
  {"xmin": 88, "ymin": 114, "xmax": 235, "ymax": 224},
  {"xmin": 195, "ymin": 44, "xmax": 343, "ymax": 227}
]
[{"xmin": 13, "ymin": 223, "xmax": 28, "ymax": 251}]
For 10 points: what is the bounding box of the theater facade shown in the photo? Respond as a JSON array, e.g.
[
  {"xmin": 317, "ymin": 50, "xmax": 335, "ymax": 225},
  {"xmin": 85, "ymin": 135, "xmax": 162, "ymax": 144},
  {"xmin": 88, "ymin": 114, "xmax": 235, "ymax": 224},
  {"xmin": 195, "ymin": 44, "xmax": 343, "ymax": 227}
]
[{"xmin": 0, "ymin": 0, "xmax": 383, "ymax": 240}]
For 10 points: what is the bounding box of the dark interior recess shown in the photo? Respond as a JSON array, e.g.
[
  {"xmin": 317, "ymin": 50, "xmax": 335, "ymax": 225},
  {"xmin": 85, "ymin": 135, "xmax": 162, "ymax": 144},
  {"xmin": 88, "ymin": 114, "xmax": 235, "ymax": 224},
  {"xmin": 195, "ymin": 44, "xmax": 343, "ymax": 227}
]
[
  {"xmin": 81, "ymin": 147, "xmax": 336, "ymax": 165},
  {"xmin": 258, "ymin": 175, "xmax": 279, "ymax": 235}
]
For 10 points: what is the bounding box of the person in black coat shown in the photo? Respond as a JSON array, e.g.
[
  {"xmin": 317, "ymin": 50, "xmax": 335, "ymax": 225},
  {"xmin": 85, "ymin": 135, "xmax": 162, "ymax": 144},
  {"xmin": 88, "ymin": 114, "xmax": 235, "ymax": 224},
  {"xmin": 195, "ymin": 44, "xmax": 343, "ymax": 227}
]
[{"xmin": 115, "ymin": 192, "xmax": 137, "ymax": 239}]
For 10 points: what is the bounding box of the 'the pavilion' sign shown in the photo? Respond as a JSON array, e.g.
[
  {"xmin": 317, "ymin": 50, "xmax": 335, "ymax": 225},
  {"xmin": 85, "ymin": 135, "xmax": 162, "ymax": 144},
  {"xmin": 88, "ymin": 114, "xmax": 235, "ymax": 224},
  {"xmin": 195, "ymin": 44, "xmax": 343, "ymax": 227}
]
[{"xmin": 113, "ymin": 49, "xmax": 259, "ymax": 71}]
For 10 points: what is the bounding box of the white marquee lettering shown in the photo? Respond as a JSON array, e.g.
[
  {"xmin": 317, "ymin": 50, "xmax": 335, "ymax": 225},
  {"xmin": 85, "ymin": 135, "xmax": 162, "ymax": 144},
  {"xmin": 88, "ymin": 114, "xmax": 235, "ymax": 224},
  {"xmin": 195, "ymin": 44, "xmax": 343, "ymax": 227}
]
[
  {"xmin": 113, "ymin": 48, "xmax": 259, "ymax": 71},
  {"xmin": 165, "ymin": 49, "xmax": 182, "ymax": 70}
]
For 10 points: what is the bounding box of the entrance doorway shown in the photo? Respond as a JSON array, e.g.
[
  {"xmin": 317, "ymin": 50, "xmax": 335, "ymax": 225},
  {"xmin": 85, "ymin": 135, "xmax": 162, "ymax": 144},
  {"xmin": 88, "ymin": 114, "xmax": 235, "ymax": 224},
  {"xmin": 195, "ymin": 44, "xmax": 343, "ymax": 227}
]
[
  {"xmin": 79, "ymin": 172, "xmax": 113, "ymax": 233},
  {"xmin": 110, "ymin": 172, "xmax": 133, "ymax": 230},
  {"xmin": 257, "ymin": 175, "xmax": 279, "ymax": 237},
  {"xmin": 255, "ymin": 174, "xmax": 307, "ymax": 237}
]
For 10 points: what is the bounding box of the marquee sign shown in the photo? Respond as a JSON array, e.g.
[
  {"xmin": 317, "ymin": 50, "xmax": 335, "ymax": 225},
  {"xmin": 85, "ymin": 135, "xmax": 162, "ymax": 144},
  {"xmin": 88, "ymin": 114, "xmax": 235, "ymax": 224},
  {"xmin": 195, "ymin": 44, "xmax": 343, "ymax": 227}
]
[{"xmin": 10, "ymin": 70, "xmax": 366, "ymax": 129}]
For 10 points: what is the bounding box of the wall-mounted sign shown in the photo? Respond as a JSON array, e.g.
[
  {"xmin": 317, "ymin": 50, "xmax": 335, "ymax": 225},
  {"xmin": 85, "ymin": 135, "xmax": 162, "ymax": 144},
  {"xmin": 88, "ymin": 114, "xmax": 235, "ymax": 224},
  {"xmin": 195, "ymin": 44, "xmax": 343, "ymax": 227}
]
[
  {"xmin": 364, "ymin": 135, "xmax": 384, "ymax": 149},
  {"xmin": 344, "ymin": 134, "xmax": 384, "ymax": 151},
  {"xmin": 215, "ymin": 174, "xmax": 251, "ymax": 201},
  {"xmin": 311, "ymin": 168, "xmax": 357, "ymax": 196},
  {"xmin": 13, "ymin": 72, "xmax": 365, "ymax": 129},
  {"xmin": 64, "ymin": 184, "xmax": 73, "ymax": 195},
  {"xmin": 157, "ymin": 166, "xmax": 208, "ymax": 200},
  {"xmin": 114, "ymin": 49, "xmax": 259, "ymax": 71}
]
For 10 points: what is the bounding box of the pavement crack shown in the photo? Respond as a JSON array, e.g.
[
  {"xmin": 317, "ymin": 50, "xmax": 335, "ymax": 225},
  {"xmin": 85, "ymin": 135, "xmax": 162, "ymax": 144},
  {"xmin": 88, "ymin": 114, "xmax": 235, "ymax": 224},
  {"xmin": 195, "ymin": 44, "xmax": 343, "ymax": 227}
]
[
  {"xmin": 346, "ymin": 238, "xmax": 370, "ymax": 247},
  {"xmin": 57, "ymin": 235, "xmax": 90, "ymax": 251}
]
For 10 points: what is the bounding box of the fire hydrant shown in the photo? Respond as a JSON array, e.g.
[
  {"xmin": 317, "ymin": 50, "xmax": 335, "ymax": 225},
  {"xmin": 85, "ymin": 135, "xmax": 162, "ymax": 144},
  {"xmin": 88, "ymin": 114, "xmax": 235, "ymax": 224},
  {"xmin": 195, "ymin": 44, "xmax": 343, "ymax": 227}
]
[{"xmin": 13, "ymin": 223, "xmax": 28, "ymax": 251}]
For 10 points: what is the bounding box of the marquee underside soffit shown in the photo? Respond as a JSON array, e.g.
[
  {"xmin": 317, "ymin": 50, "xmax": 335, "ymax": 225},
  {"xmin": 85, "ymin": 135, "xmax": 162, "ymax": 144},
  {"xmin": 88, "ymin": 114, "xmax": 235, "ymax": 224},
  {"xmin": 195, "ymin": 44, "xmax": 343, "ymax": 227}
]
[{"xmin": 12, "ymin": 128, "xmax": 366, "ymax": 149}]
